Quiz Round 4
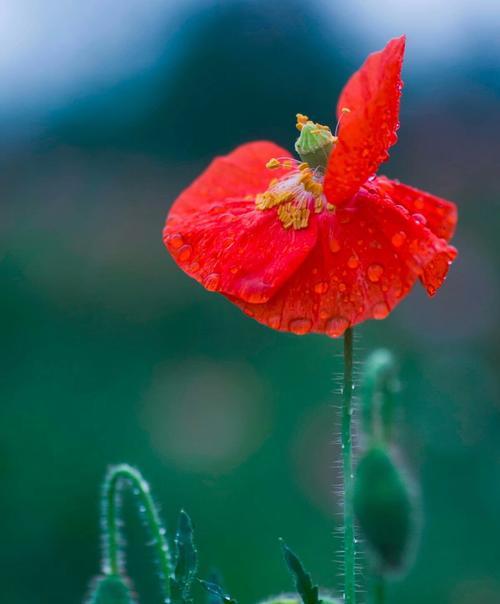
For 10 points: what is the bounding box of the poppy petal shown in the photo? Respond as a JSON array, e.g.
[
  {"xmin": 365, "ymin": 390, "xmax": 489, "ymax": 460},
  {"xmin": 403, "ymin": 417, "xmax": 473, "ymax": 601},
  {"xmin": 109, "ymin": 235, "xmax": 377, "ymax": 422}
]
[
  {"xmin": 324, "ymin": 36, "xmax": 406, "ymax": 206},
  {"xmin": 168, "ymin": 141, "xmax": 293, "ymax": 218},
  {"xmin": 373, "ymin": 175, "xmax": 458, "ymax": 241},
  {"xmin": 164, "ymin": 142, "xmax": 318, "ymax": 304},
  {"xmin": 229, "ymin": 184, "xmax": 456, "ymax": 336}
]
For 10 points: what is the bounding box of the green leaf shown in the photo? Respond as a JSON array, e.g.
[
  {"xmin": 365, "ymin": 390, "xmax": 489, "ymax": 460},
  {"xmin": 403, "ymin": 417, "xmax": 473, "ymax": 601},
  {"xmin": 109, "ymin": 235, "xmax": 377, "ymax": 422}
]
[
  {"xmin": 85, "ymin": 575, "xmax": 138, "ymax": 604},
  {"xmin": 199, "ymin": 579, "xmax": 237, "ymax": 604},
  {"xmin": 170, "ymin": 510, "xmax": 198, "ymax": 604},
  {"xmin": 281, "ymin": 542, "xmax": 321, "ymax": 604}
]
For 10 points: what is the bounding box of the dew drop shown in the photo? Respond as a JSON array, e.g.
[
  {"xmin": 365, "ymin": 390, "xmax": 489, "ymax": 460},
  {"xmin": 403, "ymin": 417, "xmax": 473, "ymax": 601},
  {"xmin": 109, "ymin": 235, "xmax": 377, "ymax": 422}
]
[
  {"xmin": 412, "ymin": 213, "xmax": 427, "ymax": 226},
  {"xmin": 347, "ymin": 256, "xmax": 359, "ymax": 269},
  {"xmin": 167, "ymin": 233, "xmax": 183, "ymax": 249},
  {"xmin": 372, "ymin": 302, "xmax": 390, "ymax": 320},
  {"xmin": 339, "ymin": 282, "xmax": 347, "ymax": 292},
  {"xmin": 329, "ymin": 237, "xmax": 341, "ymax": 253},
  {"xmin": 414, "ymin": 197, "xmax": 425, "ymax": 210},
  {"xmin": 391, "ymin": 231, "xmax": 407, "ymax": 247},
  {"xmin": 314, "ymin": 281, "xmax": 329, "ymax": 294},
  {"xmin": 246, "ymin": 291, "xmax": 268, "ymax": 304},
  {"xmin": 203, "ymin": 273, "xmax": 220, "ymax": 291},
  {"xmin": 267, "ymin": 315, "xmax": 281, "ymax": 329},
  {"xmin": 325, "ymin": 316, "xmax": 349, "ymax": 337},
  {"xmin": 190, "ymin": 261, "xmax": 200, "ymax": 272},
  {"xmin": 289, "ymin": 318, "xmax": 312, "ymax": 335},
  {"xmin": 367, "ymin": 263, "xmax": 384, "ymax": 283},
  {"xmin": 177, "ymin": 244, "xmax": 192, "ymax": 262}
]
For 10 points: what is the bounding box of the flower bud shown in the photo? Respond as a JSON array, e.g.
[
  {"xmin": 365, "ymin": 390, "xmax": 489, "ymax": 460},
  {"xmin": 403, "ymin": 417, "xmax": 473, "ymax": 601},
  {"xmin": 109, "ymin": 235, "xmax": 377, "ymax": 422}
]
[
  {"xmin": 353, "ymin": 446, "xmax": 414, "ymax": 571},
  {"xmin": 85, "ymin": 575, "xmax": 138, "ymax": 604}
]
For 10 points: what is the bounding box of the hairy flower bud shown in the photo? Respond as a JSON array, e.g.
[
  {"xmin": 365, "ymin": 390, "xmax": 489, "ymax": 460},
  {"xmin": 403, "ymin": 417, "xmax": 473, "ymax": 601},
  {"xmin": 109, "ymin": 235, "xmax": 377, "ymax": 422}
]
[
  {"xmin": 353, "ymin": 446, "xmax": 414, "ymax": 571},
  {"xmin": 85, "ymin": 575, "xmax": 138, "ymax": 604}
]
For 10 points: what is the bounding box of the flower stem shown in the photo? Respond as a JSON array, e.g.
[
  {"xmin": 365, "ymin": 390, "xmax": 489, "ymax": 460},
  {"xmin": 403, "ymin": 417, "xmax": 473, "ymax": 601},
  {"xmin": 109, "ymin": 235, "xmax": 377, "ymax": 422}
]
[
  {"xmin": 101, "ymin": 464, "xmax": 172, "ymax": 603},
  {"xmin": 342, "ymin": 327, "xmax": 356, "ymax": 604},
  {"xmin": 373, "ymin": 574, "xmax": 386, "ymax": 604}
]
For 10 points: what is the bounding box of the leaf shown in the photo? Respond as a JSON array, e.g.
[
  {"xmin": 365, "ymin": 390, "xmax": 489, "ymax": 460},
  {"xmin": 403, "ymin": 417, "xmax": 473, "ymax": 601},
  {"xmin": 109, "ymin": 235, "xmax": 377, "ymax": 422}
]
[
  {"xmin": 199, "ymin": 579, "xmax": 237, "ymax": 604},
  {"xmin": 170, "ymin": 510, "xmax": 198, "ymax": 604},
  {"xmin": 281, "ymin": 541, "xmax": 321, "ymax": 604},
  {"xmin": 203, "ymin": 571, "xmax": 226, "ymax": 604}
]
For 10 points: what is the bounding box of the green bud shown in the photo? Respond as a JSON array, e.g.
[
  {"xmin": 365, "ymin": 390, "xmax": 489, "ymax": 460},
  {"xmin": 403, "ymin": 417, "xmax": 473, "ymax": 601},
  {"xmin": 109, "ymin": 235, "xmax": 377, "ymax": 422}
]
[
  {"xmin": 294, "ymin": 114, "xmax": 335, "ymax": 171},
  {"xmin": 85, "ymin": 575, "xmax": 138, "ymax": 604},
  {"xmin": 353, "ymin": 447, "xmax": 414, "ymax": 571}
]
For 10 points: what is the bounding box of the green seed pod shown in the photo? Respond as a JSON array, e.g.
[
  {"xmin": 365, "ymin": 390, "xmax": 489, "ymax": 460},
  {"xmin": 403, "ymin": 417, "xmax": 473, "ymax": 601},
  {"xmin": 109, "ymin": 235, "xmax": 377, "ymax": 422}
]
[
  {"xmin": 353, "ymin": 446, "xmax": 414, "ymax": 571},
  {"xmin": 294, "ymin": 115, "xmax": 335, "ymax": 170},
  {"xmin": 85, "ymin": 574, "xmax": 138, "ymax": 604}
]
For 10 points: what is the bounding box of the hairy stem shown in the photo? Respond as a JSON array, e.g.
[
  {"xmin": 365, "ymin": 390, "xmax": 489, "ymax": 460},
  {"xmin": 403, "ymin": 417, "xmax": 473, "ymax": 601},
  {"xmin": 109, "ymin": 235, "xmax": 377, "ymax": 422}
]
[
  {"xmin": 342, "ymin": 327, "xmax": 356, "ymax": 604},
  {"xmin": 101, "ymin": 464, "xmax": 172, "ymax": 603}
]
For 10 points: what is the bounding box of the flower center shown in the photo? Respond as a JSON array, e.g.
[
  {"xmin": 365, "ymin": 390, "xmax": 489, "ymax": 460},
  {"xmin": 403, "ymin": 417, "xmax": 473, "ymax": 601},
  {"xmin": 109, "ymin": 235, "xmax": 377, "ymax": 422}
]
[
  {"xmin": 255, "ymin": 114, "xmax": 338, "ymax": 230},
  {"xmin": 255, "ymin": 159, "xmax": 335, "ymax": 230}
]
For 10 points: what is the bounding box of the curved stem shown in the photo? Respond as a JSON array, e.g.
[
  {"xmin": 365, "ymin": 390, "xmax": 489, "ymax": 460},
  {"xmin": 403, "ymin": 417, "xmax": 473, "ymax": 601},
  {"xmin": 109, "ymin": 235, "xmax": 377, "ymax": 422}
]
[
  {"xmin": 342, "ymin": 327, "xmax": 356, "ymax": 604},
  {"xmin": 101, "ymin": 464, "xmax": 172, "ymax": 603},
  {"xmin": 361, "ymin": 350, "xmax": 397, "ymax": 445},
  {"xmin": 373, "ymin": 574, "xmax": 386, "ymax": 604}
]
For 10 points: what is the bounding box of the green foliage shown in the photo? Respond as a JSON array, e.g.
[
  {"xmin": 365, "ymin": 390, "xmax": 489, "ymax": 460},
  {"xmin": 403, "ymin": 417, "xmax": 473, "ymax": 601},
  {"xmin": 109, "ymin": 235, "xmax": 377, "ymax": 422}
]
[
  {"xmin": 353, "ymin": 446, "xmax": 413, "ymax": 570},
  {"xmin": 86, "ymin": 575, "xmax": 138, "ymax": 604},
  {"xmin": 170, "ymin": 510, "xmax": 198, "ymax": 604},
  {"xmin": 281, "ymin": 542, "xmax": 321, "ymax": 604},
  {"xmin": 199, "ymin": 579, "xmax": 237, "ymax": 604}
]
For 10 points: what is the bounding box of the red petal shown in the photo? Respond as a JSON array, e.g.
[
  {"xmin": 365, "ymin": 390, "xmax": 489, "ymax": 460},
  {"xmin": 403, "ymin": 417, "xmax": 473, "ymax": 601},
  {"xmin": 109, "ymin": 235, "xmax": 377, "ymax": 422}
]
[
  {"xmin": 164, "ymin": 142, "xmax": 318, "ymax": 303},
  {"xmin": 373, "ymin": 175, "xmax": 458, "ymax": 241},
  {"xmin": 324, "ymin": 36, "xmax": 406, "ymax": 206},
  {"xmin": 230, "ymin": 183, "xmax": 457, "ymax": 336},
  {"xmin": 168, "ymin": 141, "xmax": 292, "ymax": 219}
]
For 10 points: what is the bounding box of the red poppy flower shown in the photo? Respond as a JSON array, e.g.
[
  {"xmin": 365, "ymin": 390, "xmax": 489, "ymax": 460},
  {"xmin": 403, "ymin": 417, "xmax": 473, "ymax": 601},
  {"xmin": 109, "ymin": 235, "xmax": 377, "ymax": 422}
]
[{"xmin": 163, "ymin": 36, "xmax": 457, "ymax": 337}]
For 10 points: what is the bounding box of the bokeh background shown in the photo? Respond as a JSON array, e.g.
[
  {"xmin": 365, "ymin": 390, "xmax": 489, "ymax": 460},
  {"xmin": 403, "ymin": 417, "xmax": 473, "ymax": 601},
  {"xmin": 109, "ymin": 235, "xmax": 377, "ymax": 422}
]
[{"xmin": 2, "ymin": 1, "xmax": 500, "ymax": 603}]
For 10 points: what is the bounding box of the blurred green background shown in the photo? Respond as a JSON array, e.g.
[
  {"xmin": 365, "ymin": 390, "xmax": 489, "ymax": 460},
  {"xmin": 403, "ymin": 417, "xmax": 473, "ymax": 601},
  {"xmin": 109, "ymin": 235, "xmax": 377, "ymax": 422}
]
[{"xmin": 1, "ymin": 1, "xmax": 500, "ymax": 603}]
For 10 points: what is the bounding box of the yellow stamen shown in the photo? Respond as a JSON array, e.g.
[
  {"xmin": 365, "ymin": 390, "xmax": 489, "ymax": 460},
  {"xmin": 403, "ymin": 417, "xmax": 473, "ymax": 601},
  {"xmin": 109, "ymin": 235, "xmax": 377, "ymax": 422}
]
[
  {"xmin": 266, "ymin": 158, "xmax": 281, "ymax": 169},
  {"xmin": 277, "ymin": 203, "xmax": 310, "ymax": 230},
  {"xmin": 296, "ymin": 113, "xmax": 310, "ymax": 131}
]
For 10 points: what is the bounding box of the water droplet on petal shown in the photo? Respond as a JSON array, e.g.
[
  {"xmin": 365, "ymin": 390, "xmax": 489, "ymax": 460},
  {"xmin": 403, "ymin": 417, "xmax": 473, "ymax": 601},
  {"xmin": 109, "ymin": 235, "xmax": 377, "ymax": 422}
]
[
  {"xmin": 314, "ymin": 281, "xmax": 329, "ymax": 294},
  {"xmin": 347, "ymin": 256, "xmax": 359, "ymax": 269},
  {"xmin": 329, "ymin": 237, "xmax": 341, "ymax": 253},
  {"xmin": 289, "ymin": 318, "xmax": 312, "ymax": 335},
  {"xmin": 190, "ymin": 261, "xmax": 200, "ymax": 272},
  {"xmin": 391, "ymin": 231, "xmax": 407, "ymax": 247},
  {"xmin": 178, "ymin": 244, "xmax": 192, "ymax": 262},
  {"xmin": 372, "ymin": 302, "xmax": 390, "ymax": 320},
  {"xmin": 339, "ymin": 282, "xmax": 347, "ymax": 292},
  {"xmin": 414, "ymin": 197, "xmax": 425, "ymax": 210},
  {"xmin": 367, "ymin": 263, "xmax": 384, "ymax": 283},
  {"xmin": 203, "ymin": 273, "xmax": 220, "ymax": 291},
  {"xmin": 412, "ymin": 213, "xmax": 427, "ymax": 226},
  {"xmin": 267, "ymin": 315, "xmax": 281, "ymax": 329},
  {"xmin": 246, "ymin": 291, "xmax": 268, "ymax": 303},
  {"xmin": 325, "ymin": 316, "xmax": 349, "ymax": 337},
  {"xmin": 167, "ymin": 233, "xmax": 184, "ymax": 249}
]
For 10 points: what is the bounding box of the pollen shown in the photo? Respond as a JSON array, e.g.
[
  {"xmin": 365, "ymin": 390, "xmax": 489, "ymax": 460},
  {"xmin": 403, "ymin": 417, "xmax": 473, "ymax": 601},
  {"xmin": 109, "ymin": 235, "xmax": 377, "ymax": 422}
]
[
  {"xmin": 256, "ymin": 158, "xmax": 333, "ymax": 229},
  {"xmin": 296, "ymin": 113, "xmax": 310, "ymax": 131},
  {"xmin": 266, "ymin": 158, "xmax": 281, "ymax": 169},
  {"xmin": 277, "ymin": 203, "xmax": 310, "ymax": 229}
]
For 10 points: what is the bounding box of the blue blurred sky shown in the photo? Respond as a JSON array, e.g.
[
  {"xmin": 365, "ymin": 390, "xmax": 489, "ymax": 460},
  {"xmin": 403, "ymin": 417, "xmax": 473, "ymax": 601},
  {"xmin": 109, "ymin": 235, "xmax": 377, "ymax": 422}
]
[{"xmin": 1, "ymin": 0, "xmax": 498, "ymax": 124}]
